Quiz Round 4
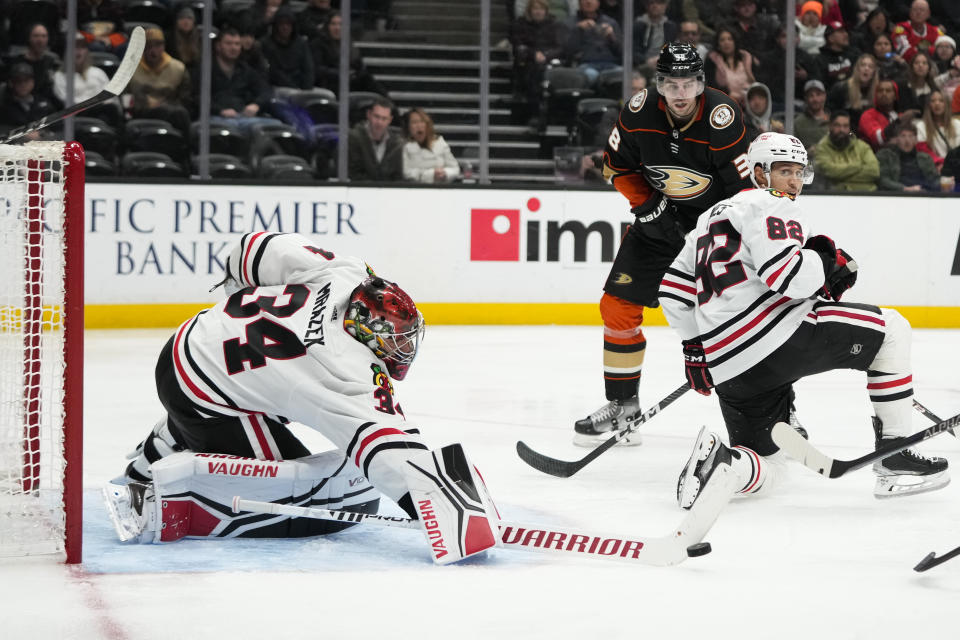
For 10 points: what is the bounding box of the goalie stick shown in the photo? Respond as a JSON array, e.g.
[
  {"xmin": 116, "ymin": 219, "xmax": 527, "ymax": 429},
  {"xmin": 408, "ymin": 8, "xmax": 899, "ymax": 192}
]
[
  {"xmin": 771, "ymin": 410, "xmax": 960, "ymax": 478},
  {"xmin": 0, "ymin": 26, "xmax": 145, "ymax": 144},
  {"xmin": 232, "ymin": 466, "xmax": 735, "ymax": 566},
  {"xmin": 516, "ymin": 383, "xmax": 690, "ymax": 478}
]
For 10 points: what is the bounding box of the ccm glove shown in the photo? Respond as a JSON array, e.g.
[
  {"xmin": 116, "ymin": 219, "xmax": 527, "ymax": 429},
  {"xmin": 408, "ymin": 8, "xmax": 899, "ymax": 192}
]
[
  {"xmin": 804, "ymin": 235, "xmax": 858, "ymax": 301},
  {"xmin": 682, "ymin": 339, "xmax": 713, "ymax": 396}
]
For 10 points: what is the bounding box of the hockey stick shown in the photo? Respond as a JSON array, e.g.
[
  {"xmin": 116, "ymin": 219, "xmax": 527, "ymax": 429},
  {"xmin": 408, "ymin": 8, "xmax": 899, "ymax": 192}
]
[
  {"xmin": 771, "ymin": 411, "xmax": 960, "ymax": 478},
  {"xmin": 233, "ymin": 468, "xmax": 734, "ymax": 567},
  {"xmin": 914, "ymin": 543, "xmax": 960, "ymax": 572},
  {"xmin": 515, "ymin": 383, "xmax": 690, "ymax": 478},
  {"xmin": 0, "ymin": 27, "xmax": 145, "ymax": 144},
  {"xmin": 912, "ymin": 399, "xmax": 957, "ymax": 436}
]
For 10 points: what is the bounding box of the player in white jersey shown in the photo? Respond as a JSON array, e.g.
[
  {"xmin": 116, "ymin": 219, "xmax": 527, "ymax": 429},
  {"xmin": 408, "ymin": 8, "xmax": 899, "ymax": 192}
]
[
  {"xmin": 103, "ymin": 232, "xmax": 500, "ymax": 564},
  {"xmin": 658, "ymin": 132, "xmax": 949, "ymax": 504}
]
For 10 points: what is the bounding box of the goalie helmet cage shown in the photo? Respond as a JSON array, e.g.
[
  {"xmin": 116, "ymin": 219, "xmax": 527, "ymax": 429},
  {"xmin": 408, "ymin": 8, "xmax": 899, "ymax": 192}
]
[{"xmin": 0, "ymin": 141, "xmax": 84, "ymax": 564}]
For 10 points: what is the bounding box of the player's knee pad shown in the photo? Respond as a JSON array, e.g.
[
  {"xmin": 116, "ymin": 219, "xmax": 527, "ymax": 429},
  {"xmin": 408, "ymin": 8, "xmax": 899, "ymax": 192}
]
[
  {"xmin": 147, "ymin": 451, "xmax": 379, "ymax": 542},
  {"xmin": 730, "ymin": 447, "xmax": 786, "ymax": 498},
  {"xmin": 401, "ymin": 443, "xmax": 500, "ymax": 565},
  {"xmin": 868, "ymin": 308, "xmax": 911, "ymax": 375},
  {"xmin": 599, "ymin": 293, "xmax": 645, "ymax": 337}
]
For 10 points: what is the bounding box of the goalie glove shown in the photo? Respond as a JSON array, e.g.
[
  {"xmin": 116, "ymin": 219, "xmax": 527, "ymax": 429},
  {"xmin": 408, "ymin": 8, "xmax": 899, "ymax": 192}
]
[
  {"xmin": 803, "ymin": 235, "xmax": 858, "ymax": 301},
  {"xmin": 682, "ymin": 339, "xmax": 713, "ymax": 396},
  {"xmin": 402, "ymin": 443, "xmax": 500, "ymax": 565}
]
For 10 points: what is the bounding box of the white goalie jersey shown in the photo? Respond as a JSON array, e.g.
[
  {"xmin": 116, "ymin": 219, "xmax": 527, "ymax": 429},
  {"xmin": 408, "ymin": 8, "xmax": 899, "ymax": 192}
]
[
  {"xmin": 658, "ymin": 189, "xmax": 830, "ymax": 385},
  {"xmin": 171, "ymin": 231, "xmax": 426, "ymax": 503}
]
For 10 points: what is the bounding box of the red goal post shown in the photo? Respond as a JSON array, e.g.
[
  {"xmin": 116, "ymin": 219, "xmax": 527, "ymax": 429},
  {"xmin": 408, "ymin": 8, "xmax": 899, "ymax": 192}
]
[{"xmin": 0, "ymin": 141, "xmax": 84, "ymax": 563}]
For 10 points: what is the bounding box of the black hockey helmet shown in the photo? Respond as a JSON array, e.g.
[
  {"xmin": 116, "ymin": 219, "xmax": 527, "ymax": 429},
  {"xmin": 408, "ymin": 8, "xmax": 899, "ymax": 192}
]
[
  {"xmin": 655, "ymin": 43, "xmax": 705, "ymax": 98},
  {"xmin": 655, "ymin": 42, "xmax": 703, "ymax": 77}
]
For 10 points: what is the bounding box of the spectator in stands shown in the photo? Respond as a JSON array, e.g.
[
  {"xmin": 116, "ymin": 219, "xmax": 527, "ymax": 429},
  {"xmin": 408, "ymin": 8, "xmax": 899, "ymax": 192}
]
[
  {"xmin": 296, "ymin": 0, "xmax": 334, "ymax": 41},
  {"xmin": 678, "ymin": 20, "xmax": 710, "ymax": 60},
  {"xmin": 53, "ymin": 34, "xmax": 116, "ymax": 123},
  {"xmin": 207, "ymin": 27, "xmax": 277, "ymax": 134},
  {"xmin": 0, "ymin": 63, "xmax": 59, "ymax": 138},
  {"xmin": 872, "ymin": 33, "xmax": 909, "ymax": 82},
  {"xmin": 516, "ymin": 0, "xmax": 579, "ymax": 21},
  {"xmin": 13, "ymin": 23, "xmax": 60, "ymax": 102},
  {"xmin": 79, "ymin": 0, "xmax": 128, "ymax": 55},
  {"xmin": 859, "ymin": 78, "xmax": 918, "ymax": 149},
  {"xmin": 891, "ymin": 0, "xmax": 943, "ymax": 60},
  {"xmin": 724, "ymin": 0, "xmax": 776, "ymax": 60},
  {"xmin": 743, "ymin": 82, "xmax": 782, "ymax": 140},
  {"xmin": 852, "ymin": 7, "xmax": 891, "ymax": 53},
  {"xmin": 510, "ymin": 0, "xmax": 567, "ymax": 119},
  {"xmin": 816, "ymin": 21, "xmax": 859, "ymax": 90},
  {"xmin": 877, "ymin": 120, "xmax": 939, "ymax": 190},
  {"xmin": 902, "ymin": 50, "xmax": 941, "ymax": 111},
  {"xmin": 814, "ymin": 109, "xmax": 881, "ymax": 190},
  {"xmin": 348, "ymin": 96, "xmax": 404, "ymax": 181},
  {"xmin": 756, "ymin": 24, "xmax": 821, "ymax": 114},
  {"xmin": 310, "ymin": 12, "xmax": 387, "ymax": 96},
  {"xmin": 634, "ymin": 0, "xmax": 678, "ymax": 69},
  {"xmin": 933, "ymin": 36, "xmax": 960, "ymax": 104},
  {"xmin": 247, "ymin": 0, "xmax": 287, "ymax": 39},
  {"xmin": 127, "ymin": 29, "xmax": 193, "ymax": 136},
  {"xmin": 705, "ymin": 27, "xmax": 755, "ymax": 104},
  {"xmin": 564, "ymin": 0, "xmax": 623, "ymax": 86},
  {"xmin": 795, "ymin": 79, "xmax": 831, "ymax": 151},
  {"xmin": 167, "ymin": 6, "xmax": 202, "ymax": 69},
  {"xmin": 260, "ymin": 7, "xmax": 314, "ymax": 90},
  {"xmin": 402, "ymin": 108, "xmax": 461, "ymax": 183},
  {"xmin": 238, "ymin": 18, "xmax": 270, "ymax": 74},
  {"xmin": 827, "ymin": 53, "xmax": 878, "ymax": 130},
  {"xmin": 916, "ymin": 89, "xmax": 960, "ymax": 160},
  {"xmin": 796, "ymin": 1, "xmax": 826, "ymax": 55}
]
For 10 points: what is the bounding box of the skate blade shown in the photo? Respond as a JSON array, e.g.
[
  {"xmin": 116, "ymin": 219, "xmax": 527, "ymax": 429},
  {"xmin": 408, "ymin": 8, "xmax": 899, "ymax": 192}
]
[
  {"xmin": 873, "ymin": 471, "xmax": 951, "ymax": 499},
  {"xmin": 102, "ymin": 485, "xmax": 140, "ymax": 542},
  {"xmin": 572, "ymin": 431, "xmax": 642, "ymax": 448}
]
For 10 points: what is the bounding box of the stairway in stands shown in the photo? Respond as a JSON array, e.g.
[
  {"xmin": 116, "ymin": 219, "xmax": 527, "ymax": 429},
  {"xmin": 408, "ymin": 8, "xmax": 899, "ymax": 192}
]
[{"xmin": 355, "ymin": 0, "xmax": 560, "ymax": 183}]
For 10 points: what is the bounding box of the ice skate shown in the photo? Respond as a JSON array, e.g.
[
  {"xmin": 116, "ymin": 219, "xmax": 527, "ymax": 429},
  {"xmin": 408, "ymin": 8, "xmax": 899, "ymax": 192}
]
[
  {"xmin": 103, "ymin": 480, "xmax": 157, "ymax": 543},
  {"xmin": 677, "ymin": 427, "xmax": 735, "ymax": 509},
  {"xmin": 872, "ymin": 417, "xmax": 950, "ymax": 499},
  {"xmin": 573, "ymin": 397, "xmax": 642, "ymax": 447}
]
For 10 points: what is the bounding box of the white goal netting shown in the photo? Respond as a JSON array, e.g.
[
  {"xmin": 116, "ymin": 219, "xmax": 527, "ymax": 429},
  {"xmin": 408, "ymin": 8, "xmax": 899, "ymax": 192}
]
[{"xmin": 0, "ymin": 142, "xmax": 75, "ymax": 559}]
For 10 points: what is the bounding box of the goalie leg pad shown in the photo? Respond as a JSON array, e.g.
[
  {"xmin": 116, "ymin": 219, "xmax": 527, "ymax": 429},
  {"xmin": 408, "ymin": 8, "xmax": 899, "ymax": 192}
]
[
  {"xmin": 113, "ymin": 450, "xmax": 379, "ymax": 543},
  {"xmin": 403, "ymin": 444, "xmax": 500, "ymax": 565}
]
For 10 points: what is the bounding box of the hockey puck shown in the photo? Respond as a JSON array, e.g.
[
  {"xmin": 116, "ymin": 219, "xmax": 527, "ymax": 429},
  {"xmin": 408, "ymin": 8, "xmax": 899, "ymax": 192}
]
[{"xmin": 686, "ymin": 542, "xmax": 712, "ymax": 557}]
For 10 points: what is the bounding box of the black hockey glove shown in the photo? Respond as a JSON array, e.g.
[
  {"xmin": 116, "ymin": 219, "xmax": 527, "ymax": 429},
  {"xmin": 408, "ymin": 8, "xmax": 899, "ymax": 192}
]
[
  {"xmin": 633, "ymin": 192, "xmax": 685, "ymax": 247},
  {"xmin": 804, "ymin": 235, "xmax": 859, "ymax": 301},
  {"xmin": 682, "ymin": 339, "xmax": 713, "ymax": 396}
]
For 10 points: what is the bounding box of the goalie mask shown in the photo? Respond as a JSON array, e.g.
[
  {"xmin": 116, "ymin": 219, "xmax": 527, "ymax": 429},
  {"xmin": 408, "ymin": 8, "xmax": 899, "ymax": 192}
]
[
  {"xmin": 344, "ymin": 277, "xmax": 424, "ymax": 380},
  {"xmin": 747, "ymin": 132, "xmax": 814, "ymax": 188}
]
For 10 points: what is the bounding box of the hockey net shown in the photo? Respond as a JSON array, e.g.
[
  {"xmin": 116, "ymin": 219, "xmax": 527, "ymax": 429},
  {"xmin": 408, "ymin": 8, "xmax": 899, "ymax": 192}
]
[{"xmin": 0, "ymin": 141, "xmax": 84, "ymax": 563}]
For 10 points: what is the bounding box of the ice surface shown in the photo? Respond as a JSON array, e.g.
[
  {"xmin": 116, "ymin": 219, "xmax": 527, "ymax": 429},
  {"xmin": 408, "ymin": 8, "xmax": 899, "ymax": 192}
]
[{"xmin": 2, "ymin": 325, "xmax": 958, "ymax": 639}]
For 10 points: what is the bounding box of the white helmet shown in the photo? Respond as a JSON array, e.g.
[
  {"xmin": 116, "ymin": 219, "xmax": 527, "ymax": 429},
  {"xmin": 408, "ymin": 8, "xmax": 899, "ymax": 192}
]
[{"xmin": 746, "ymin": 132, "xmax": 814, "ymax": 188}]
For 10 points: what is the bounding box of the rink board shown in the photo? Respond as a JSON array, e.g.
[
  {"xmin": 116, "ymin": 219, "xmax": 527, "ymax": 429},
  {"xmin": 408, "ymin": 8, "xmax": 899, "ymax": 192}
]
[{"xmin": 79, "ymin": 184, "xmax": 960, "ymax": 327}]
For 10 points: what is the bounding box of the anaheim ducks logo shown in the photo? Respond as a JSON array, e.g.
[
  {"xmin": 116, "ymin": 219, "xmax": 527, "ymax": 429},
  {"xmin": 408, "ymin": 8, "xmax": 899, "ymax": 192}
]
[
  {"xmin": 628, "ymin": 89, "xmax": 648, "ymax": 113},
  {"xmin": 611, "ymin": 272, "xmax": 633, "ymax": 285},
  {"xmin": 709, "ymin": 104, "xmax": 735, "ymax": 129},
  {"xmin": 645, "ymin": 166, "xmax": 713, "ymax": 200}
]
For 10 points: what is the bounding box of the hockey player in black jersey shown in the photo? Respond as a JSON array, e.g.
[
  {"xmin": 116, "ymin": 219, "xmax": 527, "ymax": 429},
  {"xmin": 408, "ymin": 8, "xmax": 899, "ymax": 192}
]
[
  {"xmin": 660, "ymin": 132, "xmax": 949, "ymax": 505},
  {"xmin": 574, "ymin": 42, "xmax": 754, "ymax": 446}
]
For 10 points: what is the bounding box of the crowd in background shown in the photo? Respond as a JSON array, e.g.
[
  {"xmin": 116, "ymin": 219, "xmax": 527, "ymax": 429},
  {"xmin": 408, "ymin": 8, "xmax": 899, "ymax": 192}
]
[{"xmin": 1, "ymin": 0, "xmax": 959, "ymax": 191}]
